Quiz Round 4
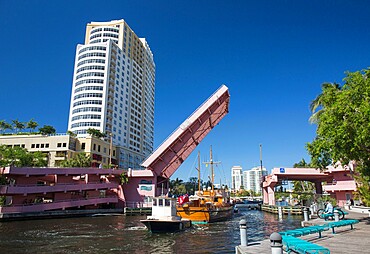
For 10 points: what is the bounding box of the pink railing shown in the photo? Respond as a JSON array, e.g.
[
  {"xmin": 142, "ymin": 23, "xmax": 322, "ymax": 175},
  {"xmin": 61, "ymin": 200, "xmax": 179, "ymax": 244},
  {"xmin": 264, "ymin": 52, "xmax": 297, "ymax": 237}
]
[
  {"xmin": 0, "ymin": 196, "xmax": 118, "ymax": 214},
  {"xmin": 0, "ymin": 182, "xmax": 118, "ymax": 195}
]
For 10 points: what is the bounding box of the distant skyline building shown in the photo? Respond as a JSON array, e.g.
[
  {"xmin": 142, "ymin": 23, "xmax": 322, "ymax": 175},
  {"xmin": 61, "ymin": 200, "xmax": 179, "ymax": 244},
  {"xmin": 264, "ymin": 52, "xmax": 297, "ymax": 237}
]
[
  {"xmin": 231, "ymin": 166, "xmax": 243, "ymax": 191},
  {"xmin": 67, "ymin": 19, "xmax": 155, "ymax": 169},
  {"xmin": 243, "ymin": 166, "xmax": 268, "ymax": 194}
]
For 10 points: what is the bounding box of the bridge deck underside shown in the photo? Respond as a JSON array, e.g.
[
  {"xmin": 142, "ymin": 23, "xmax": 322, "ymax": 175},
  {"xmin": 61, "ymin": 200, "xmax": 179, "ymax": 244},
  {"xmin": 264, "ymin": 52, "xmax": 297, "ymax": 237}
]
[{"xmin": 142, "ymin": 85, "xmax": 230, "ymax": 179}]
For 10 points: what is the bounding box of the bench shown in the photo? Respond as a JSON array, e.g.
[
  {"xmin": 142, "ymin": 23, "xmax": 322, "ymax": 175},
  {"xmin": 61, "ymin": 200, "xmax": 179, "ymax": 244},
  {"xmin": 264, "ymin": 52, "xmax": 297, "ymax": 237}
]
[
  {"xmin": 323, "ymin": 219, "xmax": 359, "ymax": 234},
  {"xmin": 282, "ymin": 235, "xmax": 330, "ymax": 254},
  {"xmin": 280, "ymin": 225, "xmax": 328, "ymax": 238}
]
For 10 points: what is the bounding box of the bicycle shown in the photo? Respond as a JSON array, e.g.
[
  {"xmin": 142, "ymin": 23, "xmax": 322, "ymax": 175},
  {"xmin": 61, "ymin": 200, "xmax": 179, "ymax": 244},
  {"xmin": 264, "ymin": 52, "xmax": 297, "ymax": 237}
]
[{"xmin": 317, "ymin": 206, "xmax": 345, "ymax": 220}]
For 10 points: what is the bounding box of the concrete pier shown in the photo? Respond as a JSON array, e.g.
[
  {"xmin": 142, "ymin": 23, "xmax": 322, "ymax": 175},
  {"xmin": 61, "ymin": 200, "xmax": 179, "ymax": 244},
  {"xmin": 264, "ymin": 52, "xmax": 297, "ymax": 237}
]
[{"xmin": 236, "ymin": 210, "xmax": 370, "ymax": 253}]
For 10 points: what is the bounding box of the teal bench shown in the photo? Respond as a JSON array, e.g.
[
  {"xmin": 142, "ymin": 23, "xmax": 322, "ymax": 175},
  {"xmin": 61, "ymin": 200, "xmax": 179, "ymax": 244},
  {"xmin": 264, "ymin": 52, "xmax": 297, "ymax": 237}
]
[
  {"xmin": 280, "ymin": 225, "xmax": 328, "ymax": 238},
  {"xmin": 323, "ymin": 219, "xmax": 359, "ymax": 234},
  {"xmin": 282, "ymin": 235, "xmax": 330, "ymax": 254}
]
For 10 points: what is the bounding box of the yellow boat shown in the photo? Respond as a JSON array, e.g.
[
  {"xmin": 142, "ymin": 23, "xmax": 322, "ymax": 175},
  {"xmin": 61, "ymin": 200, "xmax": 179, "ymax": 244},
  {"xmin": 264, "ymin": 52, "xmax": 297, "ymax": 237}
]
[
  {"xmin": 176, "ymin": 148, "xmax": 233, "ymax": 223},
  {"xmin": 177, "ymin": 190, "xmax": 233, "ymax": 223}
]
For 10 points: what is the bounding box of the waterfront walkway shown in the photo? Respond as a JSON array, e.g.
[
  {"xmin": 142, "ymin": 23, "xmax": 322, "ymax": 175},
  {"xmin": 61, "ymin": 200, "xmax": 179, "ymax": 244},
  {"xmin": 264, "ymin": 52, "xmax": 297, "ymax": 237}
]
[{"xmin": 236, "ymin": 210, "xmax": 370, "ymax": 254}]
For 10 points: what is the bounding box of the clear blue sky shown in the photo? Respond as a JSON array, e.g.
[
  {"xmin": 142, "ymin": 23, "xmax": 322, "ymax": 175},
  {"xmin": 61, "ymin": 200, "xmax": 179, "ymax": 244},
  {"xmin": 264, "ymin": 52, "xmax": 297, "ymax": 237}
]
[{"xmin": 1, "ymin": 1, "xmax": 370, "ymax": 186}]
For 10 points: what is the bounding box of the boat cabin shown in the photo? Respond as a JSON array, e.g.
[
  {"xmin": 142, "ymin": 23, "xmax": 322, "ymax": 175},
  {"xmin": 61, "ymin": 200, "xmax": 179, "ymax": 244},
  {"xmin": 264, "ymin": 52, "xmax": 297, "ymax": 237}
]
[{"xmin": 150, "ymin": 197, "xmax": 177, "ymax": 219}]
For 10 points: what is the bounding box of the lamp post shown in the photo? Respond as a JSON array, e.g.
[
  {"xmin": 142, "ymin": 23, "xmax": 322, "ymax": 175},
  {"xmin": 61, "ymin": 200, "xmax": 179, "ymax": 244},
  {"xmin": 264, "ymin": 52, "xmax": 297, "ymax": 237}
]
[{"xmin": 109, "ymin": 132, "xmax": 113, "ymax": 167}]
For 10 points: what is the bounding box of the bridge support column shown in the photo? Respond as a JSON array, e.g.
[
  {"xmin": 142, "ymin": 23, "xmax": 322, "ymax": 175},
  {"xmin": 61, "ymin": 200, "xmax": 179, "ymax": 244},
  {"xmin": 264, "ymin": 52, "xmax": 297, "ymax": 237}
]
[
  {"xmin": 263, "ymin": 186, "xmax": 269, "ymax": 204},
  {"xmin": 268, "ymin": 186, "xmax": 276, "ymax": 205},
  {"xmin": 315, "ymin": 181, "xmax": 323, "ymax": 194}
]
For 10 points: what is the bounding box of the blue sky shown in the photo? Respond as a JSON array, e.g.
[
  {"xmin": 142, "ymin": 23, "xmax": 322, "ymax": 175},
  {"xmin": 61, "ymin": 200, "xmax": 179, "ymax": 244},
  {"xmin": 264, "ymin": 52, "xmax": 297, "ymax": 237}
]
[{"xmin": 1, "ymin": 1, "xmax": 370, "ymax": 186}]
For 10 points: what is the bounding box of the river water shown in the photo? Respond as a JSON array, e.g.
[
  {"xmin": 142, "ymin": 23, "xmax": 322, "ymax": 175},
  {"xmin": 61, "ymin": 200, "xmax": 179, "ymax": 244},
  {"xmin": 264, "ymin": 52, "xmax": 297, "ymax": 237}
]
[{"xmin": 0, "ymin": 209, "xmax": 302, "ymax": 254}]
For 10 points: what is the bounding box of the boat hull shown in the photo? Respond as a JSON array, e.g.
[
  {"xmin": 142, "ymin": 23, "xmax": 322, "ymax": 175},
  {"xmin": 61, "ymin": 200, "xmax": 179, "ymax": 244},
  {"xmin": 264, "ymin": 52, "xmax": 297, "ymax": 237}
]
[
  {"xmin": 140, "ymin": 219, "xmax": 192, "ymax": 233},
  {"xmin": 177, "ymin": 206, "xmax": 233, "ymax": 223}
]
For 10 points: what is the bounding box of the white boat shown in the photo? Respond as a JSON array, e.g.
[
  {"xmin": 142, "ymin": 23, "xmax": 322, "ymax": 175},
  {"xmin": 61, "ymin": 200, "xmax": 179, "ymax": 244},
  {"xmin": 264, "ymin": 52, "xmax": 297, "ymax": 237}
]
[{"xmin": 141, "ymin": 196, "xmax": 192, "ymax": 233}]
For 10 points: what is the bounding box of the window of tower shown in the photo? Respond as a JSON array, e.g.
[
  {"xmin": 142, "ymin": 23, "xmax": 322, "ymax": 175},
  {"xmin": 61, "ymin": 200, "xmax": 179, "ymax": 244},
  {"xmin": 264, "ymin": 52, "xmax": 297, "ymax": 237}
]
[
  {"xmin": 73, "ymin": 100, "xmax": 102, "ymax": 107},
  {"xmin": 75, "ymin": 79, "xmax": 104, "ymax": 87},
  {"xmin": 90, "ymin": 28, "xmax": 102, "ymax": 34}
]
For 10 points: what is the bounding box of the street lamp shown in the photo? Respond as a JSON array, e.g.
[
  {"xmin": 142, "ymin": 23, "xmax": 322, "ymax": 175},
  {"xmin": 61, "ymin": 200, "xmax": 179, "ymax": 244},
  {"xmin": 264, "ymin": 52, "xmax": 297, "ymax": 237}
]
[{"xmin": 109, "ymin": 132, "xmax": 113, "ymax": 167}]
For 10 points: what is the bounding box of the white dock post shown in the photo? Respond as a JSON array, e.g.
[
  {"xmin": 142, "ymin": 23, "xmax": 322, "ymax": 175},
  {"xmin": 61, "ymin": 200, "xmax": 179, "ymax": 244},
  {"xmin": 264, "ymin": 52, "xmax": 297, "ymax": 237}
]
[
  {"xmin": 270, "ymin": 232, "xmax": 283, "ymax": 254},
  {"xmin": 278, "ymin": 206, "xmax": 283, "ymax": 220},
  {"xmin": 334, "ymin": 211, "xmax": 339, "ymax": 221},
  {"xmin": 303, "ymin": 207, "xmax": 309, "ymax": 222},
  {"xmin": 239, "ymin": 219, "xmax": 248, "ymax": 246}
]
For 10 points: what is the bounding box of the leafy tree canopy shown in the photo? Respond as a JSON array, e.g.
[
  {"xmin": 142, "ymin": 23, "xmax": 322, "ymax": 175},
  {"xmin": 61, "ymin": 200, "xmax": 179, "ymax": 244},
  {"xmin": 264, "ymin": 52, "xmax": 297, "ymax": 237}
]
[
  {"xmin": 27, "ymin": 119, "xmax": 39, "ymax": 132},
  {"xmin": 39, "ymin": 125, "xmax": 56, "ymax": 135},
  {"xmin": 60, "ymin": 152, "xmax": 91, "ymax": 168},
  {"xmin": 86, "ymin": 128, "xmax": 106, "ymax": 138},
  {"xmin": 0, "ymin": 145, "xmax": 47, "ymax": 167},
  {"xmin": 307, "ymin": 68, "xmax": 370, "ymax": 205}
]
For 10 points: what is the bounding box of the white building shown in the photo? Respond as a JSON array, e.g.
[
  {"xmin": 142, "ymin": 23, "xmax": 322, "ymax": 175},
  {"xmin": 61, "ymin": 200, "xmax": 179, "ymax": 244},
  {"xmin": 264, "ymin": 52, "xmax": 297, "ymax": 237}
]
[
  {"xmin": 231, "ymin": 166, "xmax": 243, "ymax": 191},
  {"xmin": 243, "ymin": 166, "xmax": 267, "ymax": 194},
  {"xmin": 67, "ymin": 20, "xmax": 155, "ymax": 169}
]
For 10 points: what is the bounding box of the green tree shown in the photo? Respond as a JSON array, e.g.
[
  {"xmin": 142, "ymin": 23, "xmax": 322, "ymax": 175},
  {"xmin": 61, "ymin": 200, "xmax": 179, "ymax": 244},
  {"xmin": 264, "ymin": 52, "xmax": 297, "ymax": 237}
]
[
  {"xmin": 60, "ymin": 152, "xmax": 91, "ymax": 167},
  {"xmin": 307, "ymin": 68, "xmax": 370, "ymax": 206},
  {"xmin": 291, "ymin": 159, "xmax": 315, "ymax": 205},
  {"xmin": 12, "ymin": 119, "xmax": 25, "ymax": 133},
  {"xmin": 39, "ymin": 125, "xmax": 56, "ymax": 135},
  {"xmin": 0, "ymin": 120, "xmax": 6, "ymax": 134},
  {"xmin": 66, "ymin": 130, "xmax": 77, "ymax": 137},
  {"xmin": 169, "ymin": 178, "xmax": 187, "ymax": 195},
  {"xmin": 0, "ymin": 145, "xmax": 47, "ymax": 167},
  {"xmin": 86, "ymin": 128, "xmax": 106, "ymax": 138},
  {"xmin": 27, "ymin": 119, "xmax": 38, "ymax": 133},
  {"xmin": 308, "ymin": 83, "xmax": 341, "ymax": 124},
  {"xmin": 0, "ymin": 120, "xmax": 13, "ymax": 134}
]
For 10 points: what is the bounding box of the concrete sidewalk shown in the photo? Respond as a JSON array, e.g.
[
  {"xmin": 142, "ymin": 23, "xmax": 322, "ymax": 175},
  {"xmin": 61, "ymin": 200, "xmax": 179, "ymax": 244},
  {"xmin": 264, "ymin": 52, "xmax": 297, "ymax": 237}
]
[
  {"xmin": 236, "ymin": 210, "xmax": 370, "ymax": 254},
  {"xmin": 301, "ymin": 210, "xmax": 370, "ymax": 253}
]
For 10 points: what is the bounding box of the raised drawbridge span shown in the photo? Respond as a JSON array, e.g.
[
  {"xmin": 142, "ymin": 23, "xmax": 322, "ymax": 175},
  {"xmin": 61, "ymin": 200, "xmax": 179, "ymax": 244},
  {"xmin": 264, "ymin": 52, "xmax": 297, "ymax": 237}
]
[{"xmin": 141, "ymin": 85, "xmax": 230, "ymax": 179}]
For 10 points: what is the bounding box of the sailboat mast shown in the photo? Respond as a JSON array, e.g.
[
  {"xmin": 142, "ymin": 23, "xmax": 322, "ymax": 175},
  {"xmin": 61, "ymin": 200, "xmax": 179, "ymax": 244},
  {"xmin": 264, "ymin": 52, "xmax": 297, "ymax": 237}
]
[
  {"xmin": 210, "ymin": 146, "xmax": 214, "ymax": 194},
  {"xmin": 203, "ymin": 146, "xmax": 220, "ymax": 196},
  {"xmin": 197, "ymin": 151, "xmax": 201, "ymax": 192}
]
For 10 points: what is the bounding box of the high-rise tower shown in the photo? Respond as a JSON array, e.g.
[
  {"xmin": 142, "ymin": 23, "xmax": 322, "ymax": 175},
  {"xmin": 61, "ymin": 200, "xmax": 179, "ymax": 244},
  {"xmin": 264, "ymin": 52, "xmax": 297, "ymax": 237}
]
[{"xmin": 68, "ymin": 19, "xmax": 155, "ymax": 169}]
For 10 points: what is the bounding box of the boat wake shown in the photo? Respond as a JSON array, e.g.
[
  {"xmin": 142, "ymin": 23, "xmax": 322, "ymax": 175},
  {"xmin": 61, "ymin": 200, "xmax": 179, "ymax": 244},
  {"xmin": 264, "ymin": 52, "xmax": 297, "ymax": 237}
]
[{"xmin": 125, "ymin": 226, "xmax": 147, "ymax": 231}]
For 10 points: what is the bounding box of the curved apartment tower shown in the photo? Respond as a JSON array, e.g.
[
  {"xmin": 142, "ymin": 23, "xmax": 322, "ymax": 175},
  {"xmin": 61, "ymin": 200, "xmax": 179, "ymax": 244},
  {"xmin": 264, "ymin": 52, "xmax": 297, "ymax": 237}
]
[{"xmin": 68, "ymin": 20, "xmax": 155, "ymax": 169}]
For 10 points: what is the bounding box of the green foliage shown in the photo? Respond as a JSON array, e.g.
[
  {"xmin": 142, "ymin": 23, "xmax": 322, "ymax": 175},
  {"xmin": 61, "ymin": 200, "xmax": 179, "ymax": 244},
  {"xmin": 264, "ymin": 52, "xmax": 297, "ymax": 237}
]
[
  {"xmin": 169, "ymin": 178, "xmax": 185, "ymax": 195},
  {"xmin": 39, "ymin": 125, "xmax": 56, "ymax": 135},
  {"xmin": 0, "ymin": 120, "xmax": 12, "ymax": 134},
  {"xmin": 0, "ymin": 174, "xmax": 7, "ymax": 185},
  {"xmin": 60, "ymin": 152, "xmax": 91, "ymax": 167},
  {"xmin": 0, "ymin": 196, "xmax": 5, "ymax": 206},
  {"xmin": 12, "ymin": 119, "xmax": 25, "ymax": 133},
  {"xmin": 119, "ymin": 173, "xmax": 129, "ymax": 185},
  {"xmin": 355, "ymin": 174, "xmax": 370, "ymax": 206},
  {"xmin": 66, "ymin": 130, "xmax": 77, "ymax": 137},
  {"xmin": 236, "ymin": 189, "xmax": 250, "ymax": 197},
  {"xmin": 86, "ymin": 128, "xmax": 106, "ymax": 138},
  {"xmin": 27, "ymin": 119, "xmax": 38, "ymax": 133},
  {"xmin": 316, "ymin": 195, "xmax": 337, "ymax": 207},
  {"xmin": 307, "ymin": 68, "xmax": 370, "ymax": 205},
  {"xmin": 0, "ymin": 145, "xmax": 47, "ymax": 167}
]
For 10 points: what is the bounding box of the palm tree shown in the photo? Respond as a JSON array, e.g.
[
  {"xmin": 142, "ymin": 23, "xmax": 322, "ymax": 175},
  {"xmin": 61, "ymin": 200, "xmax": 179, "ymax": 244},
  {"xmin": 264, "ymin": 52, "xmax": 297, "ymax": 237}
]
[
  {"xmin": 309, "ymin": 83, "xmax": 341, "ymax": 123},
  {"xmin": 0, "ymin": 120, "xmax": 6, "ymax": 134},
  {"xmin": 60, "ymin": 153, "xmax": 91, "ymax": 167},
  {"xmin": 27, "ymin": 119, "xmax": 38, "ymax": 133},
  {"xmin": 4, "ymin": 122, "xmax": 12, "ymax": 133},
  {"xmin": 12, "ymin": 119, "xmax": 25, "ymax": 134},
  {"xmin": 87, "ymin": 128, "xmax": 106, "ymax": 138}
]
